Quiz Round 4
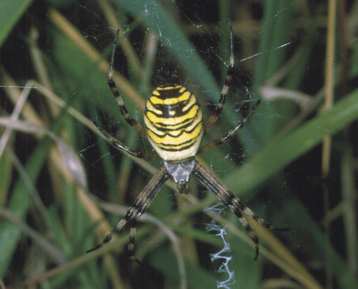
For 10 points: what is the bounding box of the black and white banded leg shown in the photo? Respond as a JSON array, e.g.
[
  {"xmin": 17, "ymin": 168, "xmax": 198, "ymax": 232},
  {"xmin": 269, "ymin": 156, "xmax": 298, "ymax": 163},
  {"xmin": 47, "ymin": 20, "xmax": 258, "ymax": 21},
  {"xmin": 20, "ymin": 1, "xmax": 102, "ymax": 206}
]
[
  {"xmin": 207, "ymin": 28, "xmax": 235, "ymax": 127},
  {"xmin": 203, "ymin": 97, "xmax": 261, "ymax": 151},
  {"xmin": 107, "ymin": 28, "xmax": 145, "ymax": 134},
  {"xmin": 194, "ymin": 161, "xmax": 269, "ymax": 259},
  {"xmin": 96, "ymin": 125, "xmax": 144, "ymax": 158},
  {"xmin": 87, "ymin": 167, "xmax": 169, "ymax": 254}
]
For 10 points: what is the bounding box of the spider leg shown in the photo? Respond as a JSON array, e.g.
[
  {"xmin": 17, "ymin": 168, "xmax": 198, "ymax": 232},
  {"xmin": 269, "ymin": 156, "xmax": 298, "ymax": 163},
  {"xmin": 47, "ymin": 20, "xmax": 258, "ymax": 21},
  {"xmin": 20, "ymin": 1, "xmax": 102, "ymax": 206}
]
[
  {"xmin": 95, "ymin": 125, "xmax": 144, "ymax": 158},
  {"xmin": 128, "ymin": 226, "xmax": 136, "ymax": 255},
  {"xmin": 194, "ymin": 160, "xmax": 269, "ymax": 259},
  {"xmin": 107, "ymin": 28, "xmax": 145, "ymax": 135},
  {"xmin": 202, "ymin": 98, "xmax": 261, "ymax": 151},
  {"xmin": 87, "ymin": 167, "xmax": 169, "ymax": 253},
  {"xmin": 207, "ymin": 28, "xmax": 235, "ymax": 127}
]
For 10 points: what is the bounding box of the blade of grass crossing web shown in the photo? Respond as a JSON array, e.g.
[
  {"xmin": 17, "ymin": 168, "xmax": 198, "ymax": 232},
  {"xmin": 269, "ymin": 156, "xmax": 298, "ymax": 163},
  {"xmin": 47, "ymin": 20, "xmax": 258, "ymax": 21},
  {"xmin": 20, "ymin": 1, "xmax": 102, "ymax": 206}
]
[
  {"xmin": 244, "ymin": 1, "xmax": 280, "ymax": 150},
  {"xmin": 0, "ymin": 137, "xmax": 55, "ymax": 277},
  {"xmin": 225, "ymin": 89, "xmax": 358, "ymax": 194},
  {"xmin": 284, "ymin": 199, "xmax": 358, "ymax": 289},
  {"xmin": 114, "ymin": 0, "xmax": 220, "ymax": 101},
  {"xmin": 244, "ymin": 1, "xmax": 294, "ymax": 150}
]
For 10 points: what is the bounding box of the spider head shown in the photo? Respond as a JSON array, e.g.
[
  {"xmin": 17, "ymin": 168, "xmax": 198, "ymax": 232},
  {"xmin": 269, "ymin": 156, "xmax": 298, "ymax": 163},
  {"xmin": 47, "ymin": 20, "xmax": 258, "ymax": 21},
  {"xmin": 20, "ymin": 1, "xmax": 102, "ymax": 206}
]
[{"xmin": 164, "ymin": 159, "xmax": 196, "ymax": 193}]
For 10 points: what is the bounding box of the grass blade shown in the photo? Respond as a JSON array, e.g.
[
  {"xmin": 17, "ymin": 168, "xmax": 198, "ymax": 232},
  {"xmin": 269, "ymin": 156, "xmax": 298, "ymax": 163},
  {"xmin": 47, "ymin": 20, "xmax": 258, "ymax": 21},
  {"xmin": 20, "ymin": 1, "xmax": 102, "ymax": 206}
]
[{"xmin": 0, "ymin": 0, "xmax": 32, "ymax": 47}]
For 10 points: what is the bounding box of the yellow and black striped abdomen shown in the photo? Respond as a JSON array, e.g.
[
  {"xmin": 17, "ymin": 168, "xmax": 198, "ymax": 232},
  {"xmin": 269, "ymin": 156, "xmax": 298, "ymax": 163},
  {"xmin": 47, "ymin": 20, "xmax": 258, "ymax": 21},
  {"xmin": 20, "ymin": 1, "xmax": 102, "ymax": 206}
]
[{"xmin": 144, "ymin": 85, "xmax": 203, "ymax": 161}]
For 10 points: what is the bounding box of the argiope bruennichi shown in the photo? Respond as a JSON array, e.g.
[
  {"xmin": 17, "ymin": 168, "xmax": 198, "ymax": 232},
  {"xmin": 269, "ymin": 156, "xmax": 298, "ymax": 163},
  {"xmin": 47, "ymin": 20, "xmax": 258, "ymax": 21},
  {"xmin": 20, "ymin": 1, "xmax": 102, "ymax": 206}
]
[{"xmin": 87, "ymin": 29, "xmax": 267, "ymax": 259}]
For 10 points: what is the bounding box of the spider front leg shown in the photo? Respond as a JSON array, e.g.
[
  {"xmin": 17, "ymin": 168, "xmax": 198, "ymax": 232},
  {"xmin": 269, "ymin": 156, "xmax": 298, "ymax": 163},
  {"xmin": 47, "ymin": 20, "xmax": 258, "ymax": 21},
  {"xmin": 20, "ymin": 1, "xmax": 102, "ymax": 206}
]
[
  {"xmin": 93, "ymin": 28, "xmax": 146, "ymax": 159},
  {"xmin": 207, "ymin": 28, "xmax": 235, "ymax": 127},
  {"xmin": 87, "ymin": 167, "xmax": 169, "ymax": 254},
  {"xmin": 95, "ymin": 125, "xmax": 144, "ymax": 158},
  {"xmin": 203, "ymin": 97, "xmax": 261, "ymax": 151},
  {"xmin": 194, "ymin": 160, "xmax": 270, "ymax": 259},
  {"xmin": 107, "ymin": 28, "xmax": 145, "ymax": 135}
]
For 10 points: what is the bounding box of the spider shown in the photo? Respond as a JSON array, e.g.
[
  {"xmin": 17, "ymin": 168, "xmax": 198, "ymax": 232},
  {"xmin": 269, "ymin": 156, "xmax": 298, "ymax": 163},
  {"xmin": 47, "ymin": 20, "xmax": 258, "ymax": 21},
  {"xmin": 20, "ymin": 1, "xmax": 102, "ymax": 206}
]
[{"xmin": 87, "ymin": 29, "xmax": 268, "ymax": 259}]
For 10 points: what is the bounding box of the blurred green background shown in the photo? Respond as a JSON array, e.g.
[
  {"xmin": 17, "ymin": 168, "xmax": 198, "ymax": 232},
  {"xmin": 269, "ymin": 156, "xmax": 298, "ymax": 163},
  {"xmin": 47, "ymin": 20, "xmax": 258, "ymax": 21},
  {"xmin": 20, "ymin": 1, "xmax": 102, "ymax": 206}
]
[{"xmin": 0, "ymin": 0, "xmax": 357, "ymax": 289}]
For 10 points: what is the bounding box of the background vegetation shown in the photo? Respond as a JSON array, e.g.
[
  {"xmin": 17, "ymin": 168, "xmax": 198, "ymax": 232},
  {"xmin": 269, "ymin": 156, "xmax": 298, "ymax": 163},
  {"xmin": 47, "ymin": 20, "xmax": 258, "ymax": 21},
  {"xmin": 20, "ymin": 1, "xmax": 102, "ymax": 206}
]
[{"xmin": 0, "ymin": 0, "xmax": 357, "ymax": 289}]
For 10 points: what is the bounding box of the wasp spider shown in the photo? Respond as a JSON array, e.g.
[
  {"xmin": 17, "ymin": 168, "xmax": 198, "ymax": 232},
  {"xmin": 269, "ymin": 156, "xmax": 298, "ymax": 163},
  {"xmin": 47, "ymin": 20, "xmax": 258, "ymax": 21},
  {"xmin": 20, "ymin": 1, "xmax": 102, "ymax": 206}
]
[{"xmin": 87, "ymin": 31, "xmax": 266, "ymax": 258}]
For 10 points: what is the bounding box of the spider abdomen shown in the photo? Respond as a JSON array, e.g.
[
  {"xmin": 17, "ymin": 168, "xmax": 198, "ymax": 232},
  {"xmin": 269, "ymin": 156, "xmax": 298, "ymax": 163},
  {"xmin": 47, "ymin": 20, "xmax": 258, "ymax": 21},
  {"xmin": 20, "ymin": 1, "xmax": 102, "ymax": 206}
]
[{"xmin": 144, "ymin": 85, "xmax": 203, "ymax": 161}]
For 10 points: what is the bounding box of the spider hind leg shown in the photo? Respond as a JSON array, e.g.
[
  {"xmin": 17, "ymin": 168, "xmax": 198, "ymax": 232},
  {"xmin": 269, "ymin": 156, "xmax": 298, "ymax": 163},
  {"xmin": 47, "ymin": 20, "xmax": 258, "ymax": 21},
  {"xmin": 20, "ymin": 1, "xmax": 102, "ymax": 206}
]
[
  {"xmin": 86, "ymin": 168, "xmax": 169, "ymax": 254},
  {"xmin": 194, "ymin": 161, "xmax": 270, "ymax": 259}
]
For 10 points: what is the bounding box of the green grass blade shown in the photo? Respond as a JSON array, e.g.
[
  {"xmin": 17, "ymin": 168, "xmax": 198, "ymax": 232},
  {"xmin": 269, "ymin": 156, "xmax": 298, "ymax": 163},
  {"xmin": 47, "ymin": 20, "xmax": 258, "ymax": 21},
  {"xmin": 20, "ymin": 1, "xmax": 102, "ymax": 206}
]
[
  {"xmin": 284, "ymin": 199, "xmax": 358, "ymax": 289},
  {"xmin": 0, "ymin": 153, "xmax": 12, "ymax": 206},
  {"xmin": 225, "ymin": 89, "xmax": 358, "ymax": 194},
  {"xmin": 0, "ymin": 137, "xmax": 53, "ymax": 277},
  {"xmin": 0, "ymin": 0, "xmax": 32, "ymax": 47},
  {"xmin": 114, "ymin": 0, "xmax": 219, "ymax": 100}
]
